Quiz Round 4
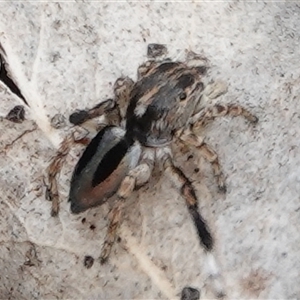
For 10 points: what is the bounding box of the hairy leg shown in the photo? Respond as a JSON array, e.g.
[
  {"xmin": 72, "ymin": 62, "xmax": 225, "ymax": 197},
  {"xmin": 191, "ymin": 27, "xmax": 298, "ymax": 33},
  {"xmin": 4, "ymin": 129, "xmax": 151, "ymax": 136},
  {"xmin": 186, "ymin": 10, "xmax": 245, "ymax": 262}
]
[
  {"xmin": 197, "ymin": 143, "xmax": 226, "ymax": 192},
  {"xmin": 163, "ymin": 154, "xmax": 213, "ymax": 251},
  {"xmin": 69, "ymin": 98, "xmax": 117, "ymax": 126},
  {"xmin": 46, "ymin": 78, "xmax": 131, "ymax": 216},
  {"xmin": 46, "ymin": 135, "xmax": 91, "ymax": 217},
  {"xmin": 113, "ymin": 77, "xmax": 134, "ymax": 119},
  {"xmin": 69, "ymin": 77, "xmax": 134, "ymax": 127},
  {"xmin": 179, "ymin": 131, "xmax": 226, "ymax": 192},
  {"xmin": 193, "ymin": 103, "xmax": 258, "ymax": 131},
  {"xmin": 100, "ymin": 149, "xmax": 155, "ymax": 264},
  {"xmin": 185, "ymin": 50, "xmax": 210, "ymax": 75},
  {"xmin": 163, "ymin": 152, "xmax": 225, "ymax": 298}
]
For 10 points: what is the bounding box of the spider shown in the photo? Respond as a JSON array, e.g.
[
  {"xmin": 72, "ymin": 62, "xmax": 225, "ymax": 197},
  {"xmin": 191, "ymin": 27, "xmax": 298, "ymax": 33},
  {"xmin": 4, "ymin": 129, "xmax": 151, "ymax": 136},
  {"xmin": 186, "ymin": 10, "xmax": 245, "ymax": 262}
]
[{"xmin": 46, "ymin": 44, "xmax": 258, "ymax": 297}]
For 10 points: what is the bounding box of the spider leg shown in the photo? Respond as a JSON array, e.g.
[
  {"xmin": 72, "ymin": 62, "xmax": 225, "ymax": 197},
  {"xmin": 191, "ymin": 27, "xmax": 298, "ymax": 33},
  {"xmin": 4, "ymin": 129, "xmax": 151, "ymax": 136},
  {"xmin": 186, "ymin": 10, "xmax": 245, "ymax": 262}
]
[
  {"xmin": 185, "ymin": 50, "xmax": 210, "ymax": 75},
  {"xmin": 46, "ymin": 135, "xmax": 91, "ymax": 217},
  {"xmin": 163, "ymin": 154, "xmax": 213, "ymax": 251},
  {"xmin": 113, "ymin": 77, "xmax": 134, "ymax": 120},
  {"xmin": 192, "ymin": 103, "xmax": 258, "ymax": 131},
  {"xmin": 99, "ymin": 197, "xmax": 124, "ymax": 264},
  {"xmin": 162, "ymin": 152, "xmax": 225, "ymax": 298},
  {"xmin": 46, "ymin": 135, "xmax": 75, "ymax": 217},
  {"xmin": 197, "ymin": 143, "xmax": 226, "ymax": 193},
  {"xmin": 47, "ymin": 76, "xmax": 134, "ymax": 217},
  {"xmin": 100, "ymin": 149, "xmax": 155, "ymax": 264},
  {"xmin": 69, "ymin": 77, "xmax": 134, "ymax": 127},
  {"xmin": 179, "ymin": 131, "xmax": 226, "ymax": 192},
  {"xmin": 69, "ymin": 98, "xmax": 118, "ymax": 126}
]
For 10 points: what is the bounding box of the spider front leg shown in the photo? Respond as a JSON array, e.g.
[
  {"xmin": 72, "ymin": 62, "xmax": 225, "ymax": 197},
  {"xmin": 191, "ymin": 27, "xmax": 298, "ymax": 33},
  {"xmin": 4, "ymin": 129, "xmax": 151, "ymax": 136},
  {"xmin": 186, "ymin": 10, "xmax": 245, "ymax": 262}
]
[
  {"xmin": 179, "ymin": 131, "xmax": 226, "ymax": 192},
  {"xmin": 186, "ymin": 81, "xmax": 258, "ymax": 191},
  {"xmin": 192, "ymin": 103, "xmax": 258, "ymax": 130},
  {"xmin": 69, "ymin": 77, "xmax": 134, "ymax": 127},
  {"xmin": 113, "ymin": 77, "xmax": 134, "ymax": 120},
  {"xmin": 69, "ymin": 98, "xmax": 117, "ymax": 126},
  {"xmin": 100, "ymin": 149, "xmax": 155, "ymax": 264}
]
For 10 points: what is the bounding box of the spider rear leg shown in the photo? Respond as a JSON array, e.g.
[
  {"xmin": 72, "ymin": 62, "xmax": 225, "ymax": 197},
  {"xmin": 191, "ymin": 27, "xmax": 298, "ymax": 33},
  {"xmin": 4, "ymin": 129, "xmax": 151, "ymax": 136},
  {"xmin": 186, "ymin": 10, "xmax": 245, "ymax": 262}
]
[
  {"xmin": 163, "ymin": 155, "xmax": 213, "ymax": 251},
  {"xmin": 163, "ymin": 154, "xmax": 225, "ymax": 298},
  {"xmin": 179, "ymin": 131, "xmax": 226, "ymax": 193},
  {"xmin": 100, "ymin": 149, "xmax": 155, "ymax": 264},
  {"xmin": 46, "ymin": 134, "xmax": 92, "ymax": 216},
  {"xmin": 99, "ymin": 197, "xmax": 124, "ymax": 264},
  {"xmin": 47, "ymin": 75, "xmax": 135, "ymax": 218},
  {"xmin": 46, "ymin": 135, "xmax": 75, "ymax": 216}
]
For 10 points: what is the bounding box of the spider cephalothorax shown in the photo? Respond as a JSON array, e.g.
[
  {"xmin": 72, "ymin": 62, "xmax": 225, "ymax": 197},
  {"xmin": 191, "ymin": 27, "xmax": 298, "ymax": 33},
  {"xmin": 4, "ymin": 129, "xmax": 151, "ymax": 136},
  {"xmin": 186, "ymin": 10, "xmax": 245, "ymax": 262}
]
[
  {"xmin": 46, "ymin": 44, "xmax": 258, "ymax": 297},
  {"xmin": 126, "ymin": 61, "xmax": 205, "ymax": 147}
]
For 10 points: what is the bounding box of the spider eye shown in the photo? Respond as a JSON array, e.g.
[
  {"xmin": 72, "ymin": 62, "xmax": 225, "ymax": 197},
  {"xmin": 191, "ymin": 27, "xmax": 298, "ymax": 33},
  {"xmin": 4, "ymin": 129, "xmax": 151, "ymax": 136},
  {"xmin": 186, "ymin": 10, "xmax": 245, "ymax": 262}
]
[{"xmin": 179, "ymin": 92, "xmax": 187, "ymax": 101}]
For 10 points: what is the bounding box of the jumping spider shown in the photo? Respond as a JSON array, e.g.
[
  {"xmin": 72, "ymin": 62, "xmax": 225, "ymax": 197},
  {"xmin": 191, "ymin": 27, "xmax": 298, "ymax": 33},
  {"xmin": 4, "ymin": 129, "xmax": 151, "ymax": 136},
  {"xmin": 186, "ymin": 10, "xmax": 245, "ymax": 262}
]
[{"xmin": 46, "ymin": 45, "xmax": 257, "ymax": 297}]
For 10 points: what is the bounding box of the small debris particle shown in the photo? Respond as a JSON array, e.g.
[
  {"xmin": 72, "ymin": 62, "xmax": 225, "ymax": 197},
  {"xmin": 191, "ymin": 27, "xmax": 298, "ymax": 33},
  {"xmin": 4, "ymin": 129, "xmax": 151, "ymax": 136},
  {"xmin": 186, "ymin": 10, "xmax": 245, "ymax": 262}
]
[
  {"xmin": 83, "ymin": 255, "xmax": 94, "ymax": 269},
  {"xmin": 187, "ymin": 154, "xmax": 194, "ymax": 161},
  {"xmin": 6, "ymin": 105, "xmax": 25, "ymax": 123},
  {"xmin": 161, "ymin": 264, "xmax": 167, "ymax": 271},
  {"xmin": 181, "ymin": 287, "xmax": 200, "ymax": 300},
  {"xmin": 24, "ymin": 244, "xmax": 41, "ymax": 267},
  {"xmin": 180, "ymin": 287, "xmax": 200, "ymax": 300},
  {"xmin": 51, "ymin": 113, "xmax": 66, "ymax": 129}
]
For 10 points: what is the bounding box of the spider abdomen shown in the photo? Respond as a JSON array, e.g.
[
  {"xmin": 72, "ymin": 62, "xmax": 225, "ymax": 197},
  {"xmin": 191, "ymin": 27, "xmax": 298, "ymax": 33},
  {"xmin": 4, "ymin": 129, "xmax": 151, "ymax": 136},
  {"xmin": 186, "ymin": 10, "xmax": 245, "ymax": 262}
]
[{"xmin": 69, "ymin": 126, "xmax": 141, "ymax": 214}]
